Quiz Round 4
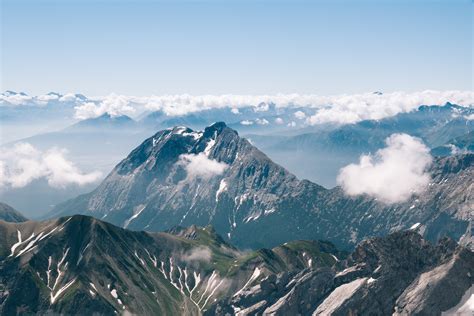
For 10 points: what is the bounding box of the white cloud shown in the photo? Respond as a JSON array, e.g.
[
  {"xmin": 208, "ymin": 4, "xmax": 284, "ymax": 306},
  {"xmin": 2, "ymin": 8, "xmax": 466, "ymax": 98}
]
[
  {"xmin": 465, "ymin": 114, "xmax": 474, "ymax": 120},
  {"xmin": 240, "ymin": 120, "xmax": 254, "ymax": 126},
  {"xmin": 0, "ymin": 93, "xmax": 33, "ymax": 106},
  {"xmin": 0, "ymin": 143, "xmax": 103, "ymax": 189},
  {"xmin": 275, "ymin": 117, "xmax": 284, "ymax": 124},
  {"xmin": 306, "ymin": 90, "xmax": 474, "ymax": 125},
  {"xmin": 35, "ymin": 94, "xmax": 60, "ymax": 105},
  {"xmin": 255, "ymin": 118, "xmax": 269, "ymax": 125},
  {"xmin": 287, "ymin": 121, "xmax": 296, "ymax": 127},
  {"xmin": 3, "ymin": 90, "xmax": 474, "ymax": 124},
  {"xmin": 337, "ymin": 134, "xmax": 432, "ymax": 203},
  {"xmin": 294, "ymin": 110, "xmax": 306, "ymax": 119},
  {"xmin": 182, "ymin": 246, "xmax": 212, "ymax": 263},
  {"xmin": 73, "ymin": 93, "xmax": 136, "ymax": 120},
  {"xmin": 178, "ymin": 153, "xmax": 228, "ymax": 180},
  {"xmin": 59, "ymin": 93, "xmax": 79, "ymax": 102},
  {"xmin": 231, "ymin": 108, "xmax": 240, "ymax": 114}
]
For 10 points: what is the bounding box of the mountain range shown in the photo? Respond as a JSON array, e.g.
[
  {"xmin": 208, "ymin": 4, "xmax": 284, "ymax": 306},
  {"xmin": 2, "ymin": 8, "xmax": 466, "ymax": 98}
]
[
  {"xmin": 49, "ymin": 122, "xmax": 473, "ymax": 250},
  {"xmin": 0, "ymin": 212, "xmax": 472, "ymax": 315},
  {"xmin": 2, "ymin": 102, "xmax": 472, "ymax": 217},
  {"xmin": 250, "ymin": 103, "xmax": 474, "ymax": 187}
]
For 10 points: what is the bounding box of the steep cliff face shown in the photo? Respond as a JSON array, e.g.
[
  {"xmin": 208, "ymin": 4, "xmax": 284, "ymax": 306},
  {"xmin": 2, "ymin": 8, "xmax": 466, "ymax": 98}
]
[
  {"xmin": 50, "ymin": 123, "xmax": 473, "ymax": 250},
  {"xmin": 211, "ymin": 231, "xmax": 473, "ymax": 316}
]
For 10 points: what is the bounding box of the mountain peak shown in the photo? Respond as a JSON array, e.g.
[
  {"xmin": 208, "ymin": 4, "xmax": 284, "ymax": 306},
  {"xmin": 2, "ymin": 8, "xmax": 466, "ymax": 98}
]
[{"xmin": 203, "ymin": 121, "xmax": 233, "ymax": 137}]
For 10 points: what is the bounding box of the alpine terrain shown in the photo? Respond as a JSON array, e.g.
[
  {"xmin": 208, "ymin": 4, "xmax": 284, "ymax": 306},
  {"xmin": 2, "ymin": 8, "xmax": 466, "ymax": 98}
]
[
  {"xmin": 49, "ymin": 123, "xmax": 473, "ymax": 250},
  {"xmin": 0, "ymin": 215, "xmax": 472, "ymax": 315}
]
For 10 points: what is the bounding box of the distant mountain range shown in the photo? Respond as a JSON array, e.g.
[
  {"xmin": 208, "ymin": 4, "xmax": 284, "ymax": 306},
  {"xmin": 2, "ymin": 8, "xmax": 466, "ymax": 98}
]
[
  {"xmin": 0, "ymin": 214, "xmax": 472, "ymax": 315},
  {"xmin": 49, "ymin": 122, "xmax": 473, "ymax": 250},
  {"xmin": 250, "ymin": 103, "xmax": 474, "ymax": 187}
]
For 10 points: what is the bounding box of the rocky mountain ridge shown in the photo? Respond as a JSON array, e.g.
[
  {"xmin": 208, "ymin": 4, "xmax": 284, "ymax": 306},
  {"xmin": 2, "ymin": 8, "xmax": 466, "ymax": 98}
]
[
  {"xmin": 0, "ymin": 203, "xmax": 27, "ymax": 223},
  {"xmin": 0, "ymin": 215, "xmax": 471, "ymax": 315},
  {"xmin": 50, "ymin": 122, "xmax": 472, "ymax": 250}
]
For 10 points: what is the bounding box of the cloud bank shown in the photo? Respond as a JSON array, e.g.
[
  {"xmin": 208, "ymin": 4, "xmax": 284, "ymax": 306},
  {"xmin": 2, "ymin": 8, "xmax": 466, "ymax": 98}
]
[
  {"xmin": 2, "ymin": 90, "xmax": 474, "ymax": 125},
  {"xmin": 305, "ymin": 90, "xmax": 474, "ymax": 125},
  {"xmin": 178, "ymin": 153, "xmax": 228, "ymax": 180},
  {"xmin": 0, "ymin": 143, "xmax": 103, "ymax": 189},
  {"xmin": 74, "ymin": 94, "xmax": 136, "ymax": 120},
  {"xmin": 337, "ymin": 134, "xmax": 432, "ymax": 203}
]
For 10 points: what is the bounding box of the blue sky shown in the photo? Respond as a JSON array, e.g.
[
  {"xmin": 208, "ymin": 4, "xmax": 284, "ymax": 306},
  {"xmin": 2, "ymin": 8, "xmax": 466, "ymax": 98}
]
[{"xmin": 1, "ymin": 0, "xmax": 472, "ymax": 96}]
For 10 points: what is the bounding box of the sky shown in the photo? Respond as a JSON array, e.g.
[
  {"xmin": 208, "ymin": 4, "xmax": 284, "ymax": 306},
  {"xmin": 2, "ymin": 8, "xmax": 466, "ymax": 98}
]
[{"xmin": 1, "ymin": 0, "xmax": 472, "ymax": 96}]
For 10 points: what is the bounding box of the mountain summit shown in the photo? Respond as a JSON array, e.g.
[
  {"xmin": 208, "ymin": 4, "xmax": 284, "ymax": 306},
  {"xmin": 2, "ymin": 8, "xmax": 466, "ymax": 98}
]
[
  {"xmin": 50, "ymin": 122, "xmax": 325, "ymax": 248},
  {"xmin": 50, "ymin": 123, "xmax": 473, "ymax": 249}
]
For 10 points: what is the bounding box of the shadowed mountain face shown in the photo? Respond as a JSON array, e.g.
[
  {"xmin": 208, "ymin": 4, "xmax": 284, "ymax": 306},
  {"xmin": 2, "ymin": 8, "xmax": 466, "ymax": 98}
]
[
  {"xmin": 0, "ymin": 216, "xmax": 471, "ymax": 315},
  {"xmin": 0, "ymin": 203, "xmax": 27, "ymax": 223},
  {"xmin": 49, "ymin": 122, "xmax": 473, "ymax": 250}
]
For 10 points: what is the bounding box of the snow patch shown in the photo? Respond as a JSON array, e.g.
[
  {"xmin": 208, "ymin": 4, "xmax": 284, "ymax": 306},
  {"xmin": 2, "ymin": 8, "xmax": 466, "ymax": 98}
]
[
  {"xmin": 216, "ymin": 179, "xmax": 227, "ymax": 202},
  {"xmin": 264, "ymin": 208, "xmax": 276, "ymax": 215},
  {"xmin": 204, "ymin": 132, "xmax": 217, "ymax": 157},
  {"xmin": 234, "ymin": 267, "xmax": 261, "ymax": 297},
  {"xmin": 410, "ymin": 222, "xmax": 421, "ymax": 230},
  {"xmin": 123, "ymin": 204, "xmax": 146, "ymax": 228}
]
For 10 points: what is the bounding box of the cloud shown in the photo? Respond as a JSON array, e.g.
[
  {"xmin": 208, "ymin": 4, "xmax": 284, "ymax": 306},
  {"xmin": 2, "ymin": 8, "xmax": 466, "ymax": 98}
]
[
  {"xmin": 3, "ymin": 90, "xmax": 474, "ymax": 124},
  {"xmin": 181, "ymin": 246, "xmax": 212, "ymax": 263},
  {"xmin": 306, "ymin": 90, "xmax": 474, "ymax": 125},
  {"xmin": 114, "ymin": 90, "xmax": 474, "ymax": 122},
  {"xmin": 275, "ymin": 117, "xmax": 284, "ymax": 124},
  {"xmin": 0, "ymin": 93, "xmax": 33, "ymax": 106},
  {"xmin": 0, "ymin": 143, "xmax": 103, "ymax": 189},
  {"xmin": 255, "ymin": 118, "xmax": 269, "ymax": 125},
  {"xmin": 294, "ymin": 110, "xmax": 306, "ymax": 119},
  {"xmin": 73, "ymin": 94, "xmax": 136, "ymax": 120},
  {"xmin": 34, "ymin": 94, "xmax": 59, "ymax": 105},
  {"xmin": 58, "ymin": 93, "xmax": 79, "ymax": 102},
  {"xmin": 336, "ymin": 134, "xmax": 432, "ymax": 203},
  {"xmin": 240, "ymin": 120, "xmax": 253, "ymax": 126},
  {"xmin": 178, "ymin": 153, "xmax": 228, "ymax": 180}
]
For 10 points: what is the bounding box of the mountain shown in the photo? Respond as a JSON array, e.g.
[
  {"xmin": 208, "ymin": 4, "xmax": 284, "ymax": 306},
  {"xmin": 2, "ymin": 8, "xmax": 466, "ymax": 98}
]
[
  {"xmin": 0, "ymin": 202, "xmax": 27, "ymax": 223},
  {"xmin": 0, "ymin": 215, "xmax": 471, "ymax": 315},
  {"xmin": 0, "ymin": 114, "xmax": 152, "ymax": 217},
  {"xmin": 0, "ymin": 215, "xmax": 341, "ymax": 315},
  {"xmin": 431, "ymin": 130, "xmax": 474, "ymax": 156},
  {"xmin": 251, "ymin": 103, "xmax": 474, "ymax": 187},
  {"xmin": 49, "ymin": 122, "xmax": 473, "ymax": 250},
  {"xmin": 66, "ymin": 113, "xmax": 136, "ymax": 131}
]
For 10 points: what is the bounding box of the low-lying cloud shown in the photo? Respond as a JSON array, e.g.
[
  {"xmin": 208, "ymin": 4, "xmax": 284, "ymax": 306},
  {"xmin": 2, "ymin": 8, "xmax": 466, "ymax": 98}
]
[
  {"xmin": 2, "ymin": 90, "xmax": 474, "ymax": 125},
  {"xmin": 0, "ymin": 143, "xmax": 103, "ymax": 189},
  {"xmin": 73, "ymin": 93, "xmax": 136, "ymax": 120},
  {"xmin": 305, "ymin": 90, "xmax": 474, "ymax": 125},
  {"xmin": 182, "ymin": 246, "xmax": 212, "ymax": 263},
  {"xmin": 178, "ymin": 153, "xmax": 228, "ymax": 180},
  {"xmin": 337, "ymin": 134, "xmax": 432, "ymax": 203}
]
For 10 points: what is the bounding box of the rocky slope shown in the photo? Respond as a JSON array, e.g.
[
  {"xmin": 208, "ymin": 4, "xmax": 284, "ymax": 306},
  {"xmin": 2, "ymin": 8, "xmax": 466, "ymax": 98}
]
[
  {"xmin": 0, "ymin": 202, "xmax": 27, "ymax": 223},
  {"xmin": 50, "ymin": 123, "xmax": 473, "ymax": 250},
  {"xmin": 0, "ymin": 215, "xmax": 341, "ymax": 315},
  {"xmin": 0, "ymin": 216, "xmax": 471, "ymax": 315}
]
